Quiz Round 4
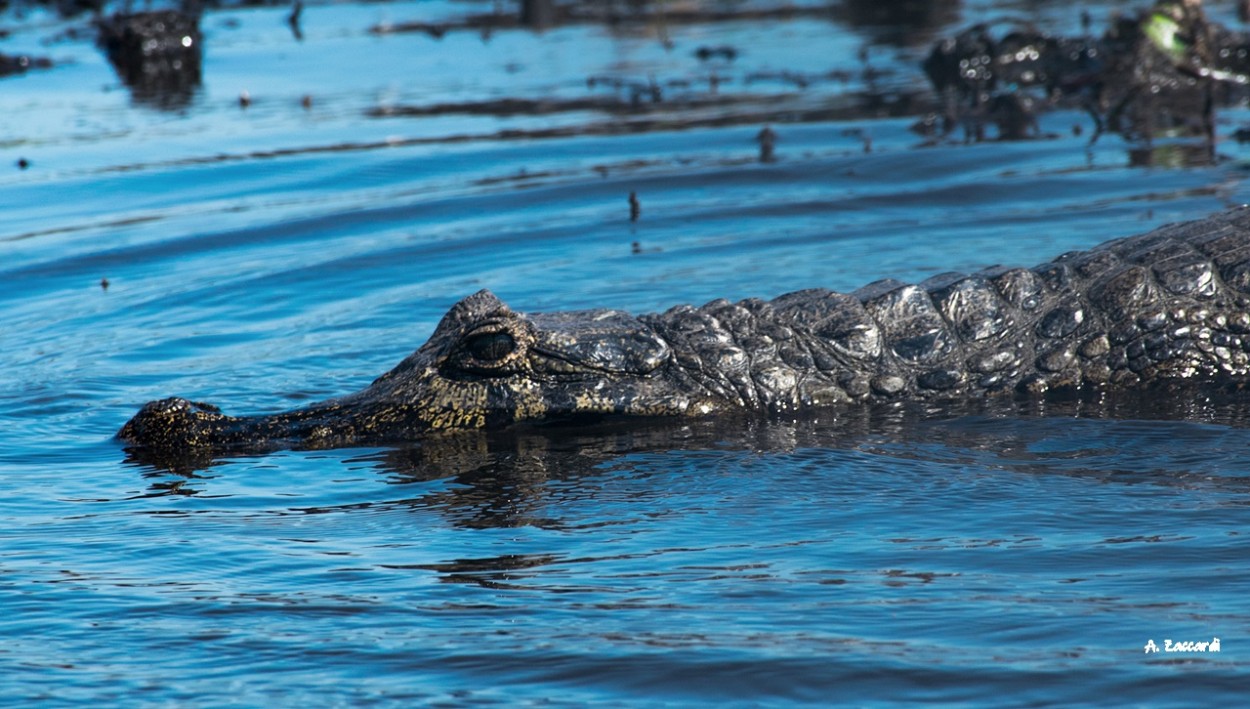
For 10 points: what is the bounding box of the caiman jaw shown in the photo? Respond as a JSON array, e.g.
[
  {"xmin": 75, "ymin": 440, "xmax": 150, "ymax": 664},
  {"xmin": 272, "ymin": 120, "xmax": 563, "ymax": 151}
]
[{"xmin": 116, "ymin": 396, "xmax": 374, "ymax": 452}]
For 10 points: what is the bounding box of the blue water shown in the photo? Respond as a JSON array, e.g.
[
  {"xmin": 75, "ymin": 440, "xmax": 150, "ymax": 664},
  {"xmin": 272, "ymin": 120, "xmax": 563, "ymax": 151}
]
[{"xmin": 3, "ymin": 0, "xmax": 1249, "ymax": 705}]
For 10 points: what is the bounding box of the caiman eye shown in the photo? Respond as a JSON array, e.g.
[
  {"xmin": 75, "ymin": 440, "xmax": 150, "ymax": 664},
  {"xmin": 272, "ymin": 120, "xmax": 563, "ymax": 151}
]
[
  {"xmin": 446, "ymin": 320, "xmax": 527, "ymax": 377},
  {"xmin": 464, "ymin": 331, "xmax": 516, "ymax": 362}
]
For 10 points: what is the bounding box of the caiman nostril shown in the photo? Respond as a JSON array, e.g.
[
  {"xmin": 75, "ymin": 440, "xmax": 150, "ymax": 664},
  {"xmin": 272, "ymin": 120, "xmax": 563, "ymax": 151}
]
[{"xmin": 117, "ymin": 397, "xmax": 228, "ymax": 450}]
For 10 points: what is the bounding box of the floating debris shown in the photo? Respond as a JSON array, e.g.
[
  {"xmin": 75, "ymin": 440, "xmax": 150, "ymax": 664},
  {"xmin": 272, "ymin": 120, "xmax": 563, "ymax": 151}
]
[
  {"xmin": 288, "ymin": 0, "xmax": 304, "ymax": 42},
  {"xmin": 0, "ymin": 53, "xmax": 53, "ymax": 78},
  {"xmin": 757, "ymin": 125, "xmax": 777, "ymax": 163},
  {"xmin": 695, "ymin": 45, "xmax": 738, "ymax": 62}
]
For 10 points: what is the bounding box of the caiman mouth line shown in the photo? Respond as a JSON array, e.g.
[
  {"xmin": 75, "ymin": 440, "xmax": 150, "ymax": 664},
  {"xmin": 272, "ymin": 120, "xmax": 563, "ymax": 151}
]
[
  {"xmin": 120, "ymin": 208, "xmax": 1250, "ymax": 457},
  {"xmin": 528, "ymin": 345, "xmax": 663, "ymax": 376}
]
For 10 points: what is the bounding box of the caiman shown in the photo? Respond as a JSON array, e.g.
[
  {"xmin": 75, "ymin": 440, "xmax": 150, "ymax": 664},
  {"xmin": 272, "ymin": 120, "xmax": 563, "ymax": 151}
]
[{"xmin": 119, "ymin": 208, "xmax": 1250, "ymax": 453}]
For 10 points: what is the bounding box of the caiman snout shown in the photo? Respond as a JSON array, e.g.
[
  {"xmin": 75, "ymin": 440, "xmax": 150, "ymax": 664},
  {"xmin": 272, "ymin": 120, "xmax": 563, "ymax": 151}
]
[{"xmin": 117, "ymin": 397, "xmax": 230, "ymax": 450}]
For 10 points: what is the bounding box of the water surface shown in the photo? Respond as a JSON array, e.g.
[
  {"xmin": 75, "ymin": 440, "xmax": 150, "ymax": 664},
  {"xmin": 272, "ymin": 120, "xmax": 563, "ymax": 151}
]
[{"xmin": 2, "ymin": 0, "xmax": 1249, "ymax": 704}]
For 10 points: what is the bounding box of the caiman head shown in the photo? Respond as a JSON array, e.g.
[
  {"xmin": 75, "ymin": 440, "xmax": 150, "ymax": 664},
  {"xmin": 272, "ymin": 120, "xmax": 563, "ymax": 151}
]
[
  {"xmin": 351, "ymin": 289, "xmax": 711, "ymax": 429},
  {"xmin": 118, "ymin": 290, "xmax": 715, "ymax": 453}
]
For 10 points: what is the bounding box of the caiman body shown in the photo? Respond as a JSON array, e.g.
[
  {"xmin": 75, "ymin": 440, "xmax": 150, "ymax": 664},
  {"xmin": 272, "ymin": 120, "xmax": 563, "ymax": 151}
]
[{"xmin": 120, "ymin": 208, "xmax": 1250, "ymax": 453}]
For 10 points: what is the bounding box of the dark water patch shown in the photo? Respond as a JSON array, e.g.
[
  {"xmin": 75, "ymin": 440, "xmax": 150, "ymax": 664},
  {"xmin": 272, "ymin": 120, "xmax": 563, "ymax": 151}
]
[{"xmin": 371, "ymin": 0, "xmax": 850, "ymax": 38}]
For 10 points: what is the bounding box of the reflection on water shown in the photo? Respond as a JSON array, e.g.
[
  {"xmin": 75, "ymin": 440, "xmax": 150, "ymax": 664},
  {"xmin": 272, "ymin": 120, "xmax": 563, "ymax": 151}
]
[
  {"xmin": 92, "ymin": 391, "xmax": 1250, "ymax": 704},
  {"xmin": 126, "ymin": 388, "xmax": 1250, "ymax": 526},
  {"xmin": 97, "ymin": 10, "xmax": 203, "ymax": 110}
]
